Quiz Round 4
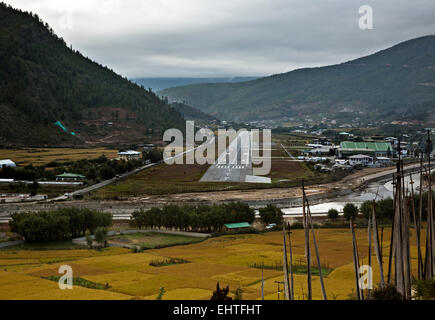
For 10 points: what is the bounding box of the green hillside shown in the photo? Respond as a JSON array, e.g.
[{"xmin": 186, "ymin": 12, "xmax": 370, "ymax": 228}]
[
  {"xmin": 160, "ymin": 35, "xmax": 435, "ymax": 122},
  {"xmin": 0, "ymin": 3, "xmax": 184, "ymax": 146},
  {"xmin": 171, "ymin": 102, "xmax": 219, "ymax": 121}
]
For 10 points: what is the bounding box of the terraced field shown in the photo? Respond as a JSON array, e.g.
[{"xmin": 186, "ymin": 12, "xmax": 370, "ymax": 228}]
[{"xmin": 0, "ymin": 228, "xmax": 422, "ymax": 300}]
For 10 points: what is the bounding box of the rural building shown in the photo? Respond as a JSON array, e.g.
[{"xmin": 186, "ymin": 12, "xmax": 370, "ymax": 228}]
[
  {"xmin": 143, "ymin": 144, "xmax": 155, "ymax": 150},
  {"xmin": 118, "ymin": 150, "xmax": 141, "ymax": 161},
  {"xmin": 0, "ymin": 159, "xmax": 16, "ymax": 168},
  {"xmin": 338, "ymin": 141, "xmax": 393, "ymax": 158},
  {"xmin": 303, "ymin": 146, "xmax": 332, "ymax": 156},
  {"xmin": 376, "ymin": 157, "xmax": 393, "ymax": 166},
  {"xmin": 224, "ymin": 222, "xmax": 251, "ymax": 231},
  {"xmin": 348, "ymin": 154, "xmax": 373, "ymax": 166},
  {"xmin": 56, "ymin": 173, "xmax": 86, "ymax": 181}
]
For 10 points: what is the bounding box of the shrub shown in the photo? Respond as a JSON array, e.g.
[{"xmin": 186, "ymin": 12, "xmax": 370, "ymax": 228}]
[
  {"xmin": 290, "ymin": 222, "xmax": 304, "ymax": 229},
  {"xmin": 156, "ymin": 287, "xmax": 165, "ymax": 300},
  {"xmin": 369, "ymin": 284, "xmax": 403, "ymax": 300},
  {"xmin": 234, "ymin": 288, "xmax": 243, "ymax": 300},
  {"xmin": 149, "ymin": 257, "xmax": 189, "ymax": 267},
  {"xmin": 413, "ymin": 279, "xmax": 435, "ymax": 299}
]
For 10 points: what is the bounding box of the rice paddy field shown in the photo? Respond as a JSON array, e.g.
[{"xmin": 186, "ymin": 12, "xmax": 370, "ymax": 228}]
[
  {"xmin": 0, "ymin": 228, "xmax": 425, "ymax": 300},
  {"xmin": 0, "ymin": 147, "xmax": 119, "ymax": 166}
]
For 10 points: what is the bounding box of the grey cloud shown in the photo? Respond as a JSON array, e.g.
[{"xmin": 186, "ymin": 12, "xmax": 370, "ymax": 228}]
[{"xmin": 5, "ymin": 0, "xmax": 435, "ymax": 77}]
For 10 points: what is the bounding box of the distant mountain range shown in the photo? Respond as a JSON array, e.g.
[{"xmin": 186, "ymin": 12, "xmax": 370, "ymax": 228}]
[
  {"xmin": 133, "ymin": 77, "xmax": 258, "ymax": 92},
  {"xmin": 0, "ymin": 3, "xmax": 185, "ymax": 146},
  {"xmin": 160, "ymin": 36, "xmax": 435, "ymax": 124}
]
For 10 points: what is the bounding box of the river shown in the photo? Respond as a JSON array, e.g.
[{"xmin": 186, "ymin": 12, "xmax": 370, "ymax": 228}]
[{"xmin": 280, "ymin": 169, "xmax": 433, "ymax": 217}]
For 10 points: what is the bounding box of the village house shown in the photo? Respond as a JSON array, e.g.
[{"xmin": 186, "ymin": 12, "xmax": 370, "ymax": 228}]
[
  {"xmin": 118, "ymin": 150, "xmax": 142, "ymax": 161},
  {"xmin": 348, "ymin": 154, "xmax": 373, "ymax": 166},
  {"xmin": 0, "ymin": 159, "xmax": 16, "ymax": 168}
]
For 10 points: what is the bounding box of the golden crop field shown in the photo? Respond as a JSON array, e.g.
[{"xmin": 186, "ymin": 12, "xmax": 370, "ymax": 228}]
[
  {"xmin": 0, "ymin": 147, "xmax": 119, "ymax": 166},
  {"xmin": 0, "ymin": 228, "xmax": 424, "ymax": 300}
]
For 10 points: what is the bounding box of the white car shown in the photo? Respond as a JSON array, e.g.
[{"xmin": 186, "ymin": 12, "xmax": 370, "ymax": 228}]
[{"xmin": 265, "ymin": 223, "xmax": 277, "ymax": 229}]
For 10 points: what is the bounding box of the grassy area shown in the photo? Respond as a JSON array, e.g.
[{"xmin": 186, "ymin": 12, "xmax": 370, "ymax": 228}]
[
  {"xmin": 0, "ymin": 147, "xmax": 118, "ymax": 167},
  {"xmin": 0, "ymin": 227, "xmax": 425, "ymax": 300},
  {"xmin": 90, "ymin": 159, "xmax": 337, "ymax": 199},
  {"xmin": 108, "ymin": 232, "xmax": 205, "ymax": 249},
  {"xmin": 90, "ymin": 163, "xmax": 255, "ymax": 198}
]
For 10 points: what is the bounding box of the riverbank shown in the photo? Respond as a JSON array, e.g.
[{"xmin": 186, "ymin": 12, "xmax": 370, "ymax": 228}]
[{"xmin": 1, "ymin": 162, "xmax": 432, "ymax": 222}]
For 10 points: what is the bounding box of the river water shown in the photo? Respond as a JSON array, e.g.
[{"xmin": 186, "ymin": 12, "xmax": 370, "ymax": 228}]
[{"xmin": 281, "ymin": 169, "xmax": 433, "ymax": 216}]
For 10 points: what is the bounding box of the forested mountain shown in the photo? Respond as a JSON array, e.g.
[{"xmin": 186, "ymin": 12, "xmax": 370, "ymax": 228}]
[
  {"xmin": 133, "ymin": 77, "xmax": 257, "ymax": 92},
  {"xmin": 171, "ymin": 102, "xmax": 219, "ymax": 122},
  {"xmin": 160, "ymin": 36, "xmax": 435, "ymax": 123},
  {"xmin": 0, "ymin": 3, "xmax": 184, "ymax": 146}
]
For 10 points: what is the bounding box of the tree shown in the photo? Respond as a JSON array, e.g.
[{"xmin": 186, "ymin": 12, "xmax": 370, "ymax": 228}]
[
  {"xmin": 99, "ymin": 164, "xmax": 115, "ymax": 180},
  {"xmin": 28, "ymin": 180, "xmax": 39, "ymax": 196},
  {"xmin": 94, "ymin": 227, "xmax": 108, "ymax": 248},
  {"xmin": 131, "ymin": 210, "xmax": 146, "ymax": 229},
  {"xmin": 85, "ymin": 230, "xmax": 93, "ymax": 248},
  {"xmin": 343, "ymin": 203, "xmax": 359, "ymax": 221},
  {"xmin": 327, "ymin": 208, "xmax": 339, "ymax": 221},
  {"xmin": 359, "ymin": 201, "xmax": 373, "ymax": 219},
  {"xmin": 259, "ymin": 204, "xmax": 283, "ymax": 225},
  {"xmin": 360, "ymin": 198, "xmax": 394, "ymax": 222}
]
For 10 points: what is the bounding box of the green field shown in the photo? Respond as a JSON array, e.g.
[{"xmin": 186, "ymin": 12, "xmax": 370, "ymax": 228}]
[{"xmin": 108, "ymin": 232, "xmax": 205, "ymax": 249}]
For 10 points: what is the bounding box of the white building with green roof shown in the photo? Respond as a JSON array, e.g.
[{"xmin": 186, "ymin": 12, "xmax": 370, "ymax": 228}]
[{"xmin": 338, "ymin": 141, "xmax": 394, "ymax": 159}]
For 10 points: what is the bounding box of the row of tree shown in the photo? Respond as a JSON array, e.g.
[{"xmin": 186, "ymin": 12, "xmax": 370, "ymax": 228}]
[
  {"xmin": 9, "ymin": 208, "xmax": 112, "ymax": 243},
  {"xmin": 328, "ymin": 192, "xmax": 433, "ymax": 223},
  {"xmin": 130, "ymin": 202, "xmax": 255, "ymax": 233}
]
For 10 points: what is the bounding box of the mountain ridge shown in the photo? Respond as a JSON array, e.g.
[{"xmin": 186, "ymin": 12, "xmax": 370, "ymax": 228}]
[
  {"xmin": 160, "ymin": 35, "xmax": 435, "ymax": 123},
  {"xmin": 0, "ymin": 3, "xmax": 185, "ymax": 146}
]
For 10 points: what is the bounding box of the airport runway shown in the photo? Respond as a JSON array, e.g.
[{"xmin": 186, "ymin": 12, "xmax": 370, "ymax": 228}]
[{"xmin": 200, "ymin": 131, "xmax": 270, "ymax": 183}]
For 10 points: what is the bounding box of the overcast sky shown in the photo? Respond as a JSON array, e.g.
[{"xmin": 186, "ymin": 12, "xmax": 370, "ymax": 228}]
[{"xmin": 5, "ymin": 0, "xmax": 435, "ymax": 78}]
